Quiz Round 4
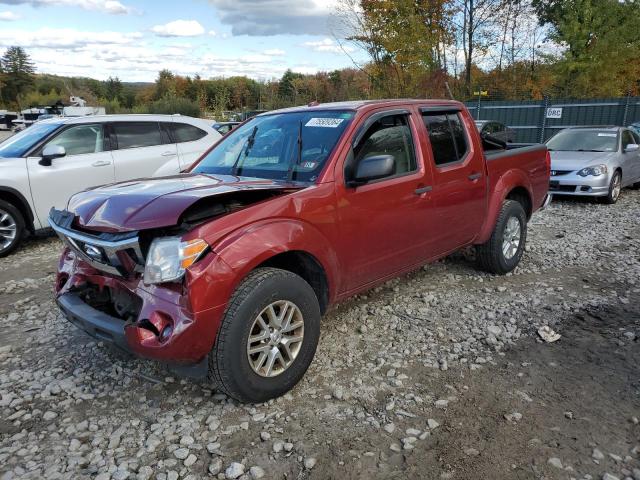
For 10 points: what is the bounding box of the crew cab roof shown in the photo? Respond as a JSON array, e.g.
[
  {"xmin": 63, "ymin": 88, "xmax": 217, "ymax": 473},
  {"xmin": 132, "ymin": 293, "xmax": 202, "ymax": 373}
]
[{"xmin": 262, "ymin": 99, "xmax": 464, "ymax": 116}]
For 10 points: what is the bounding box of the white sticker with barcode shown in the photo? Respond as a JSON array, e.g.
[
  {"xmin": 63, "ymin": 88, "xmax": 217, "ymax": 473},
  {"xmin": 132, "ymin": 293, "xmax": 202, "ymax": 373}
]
[
  {"xmin": 598, "ymin": 133, "xmax": 617, "ymax": 137},
  {"xmin": 305, "ymin": 118, "xmax": 344, "ymax": 128}
]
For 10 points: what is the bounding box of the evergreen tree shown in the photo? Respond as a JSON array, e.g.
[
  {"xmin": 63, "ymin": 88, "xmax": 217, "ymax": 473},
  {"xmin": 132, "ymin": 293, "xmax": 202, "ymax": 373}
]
[{"xmin": 0, "ymin": 46, "xmax": 35, "ymax": 106}]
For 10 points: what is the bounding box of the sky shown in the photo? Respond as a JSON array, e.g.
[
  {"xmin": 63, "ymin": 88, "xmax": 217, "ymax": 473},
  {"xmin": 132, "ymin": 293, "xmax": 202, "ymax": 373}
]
[{"xmin": 0, "ymin": 0, "xmax": 366, "ymax": 82}]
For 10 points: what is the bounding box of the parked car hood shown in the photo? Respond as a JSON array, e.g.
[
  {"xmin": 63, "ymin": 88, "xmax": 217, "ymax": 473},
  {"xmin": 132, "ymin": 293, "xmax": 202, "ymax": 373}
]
[
  {"xmin": 549, "ymin": 150, "xmax": 616, "ymax": 171},
  {"xmin": 67, "ymin": 174, "xmax": 305, "ymax": 232}
]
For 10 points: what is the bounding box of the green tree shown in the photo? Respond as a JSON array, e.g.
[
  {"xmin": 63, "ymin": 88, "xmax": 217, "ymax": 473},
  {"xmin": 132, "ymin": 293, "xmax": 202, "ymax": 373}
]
[
  {"xmin": 532, "ymin": 0, "xmax": 640, "ymax": 96},
  {"xmin": 104, "ymin": 76, "xmax": 123, "ymax": 102},
  {"xmin": 1, "ymin": 46, "xmax": 35, "ymax": 106}
]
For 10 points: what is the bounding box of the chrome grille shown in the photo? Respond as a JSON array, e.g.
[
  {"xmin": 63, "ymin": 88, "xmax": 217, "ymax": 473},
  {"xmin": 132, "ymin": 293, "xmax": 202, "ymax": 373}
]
[{"xmin": 49, "ymin": 209, "xmax": 144, "ymax": 277}]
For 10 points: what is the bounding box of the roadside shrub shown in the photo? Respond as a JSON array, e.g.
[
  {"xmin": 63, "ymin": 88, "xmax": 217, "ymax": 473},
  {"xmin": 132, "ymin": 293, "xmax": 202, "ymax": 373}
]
[{"xmin": 146, "ymin": 96, "xmax": 201, "ymax": 117}]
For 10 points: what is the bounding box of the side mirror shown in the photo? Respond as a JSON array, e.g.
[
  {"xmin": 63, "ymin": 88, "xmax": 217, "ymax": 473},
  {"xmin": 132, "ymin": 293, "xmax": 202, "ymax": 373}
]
[
  {"xmin": 625, "ymin": 143, "xmax": 639, "ymax": 153},
  {"xmin": 348, "ymin": 154, "xmax": 396, "ymax": 187},
  {"xmin": 40, "ymin": 145, "xmax": 66, "ymax": 166},
  {"xmin": 481, "ymin": 131, "xmax": 507, "ymax": 149}
]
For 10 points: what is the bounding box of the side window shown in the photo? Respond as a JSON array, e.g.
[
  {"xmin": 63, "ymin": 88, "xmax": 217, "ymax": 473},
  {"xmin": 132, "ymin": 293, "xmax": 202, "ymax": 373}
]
[
  {"xmin": 622, "ymin": 130, "xmax": 634, "ymax": 149},
  {"xmin": 45, "ymin": 124, "xmax": 104, "ymax": 156},
  {"xmin": 353, "ymin": 114, "xmax": 417, "ymax": 178},
  {"xmin": 113, "ymin": 122, "xmax": 163, "ymax": 150},
  {"xmin": 423, "ymin": 112, "xmax": 468, "ymax": 166},
  {"xmin": 169, "ymin": 123, "xmax": 208, "ymax": 143},
  {"xmin": 632, "ymin": 131, "xmax": 640, "ymax": 144}
]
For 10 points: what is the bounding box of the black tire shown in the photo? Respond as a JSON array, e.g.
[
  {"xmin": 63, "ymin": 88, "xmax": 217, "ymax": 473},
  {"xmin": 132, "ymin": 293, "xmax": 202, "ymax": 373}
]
[
  {"xmin": 475, "ymin": 200, "xmax": 527, "ymax": 275},
  {"xmin": 208, "ymin": 267, "xmax": 321, "ymax": 403},
  {"xmin": 601, "ymin": 171, "xmax": 622, "ymax": 204},
  {"xmin": 0, "ymin": 199, "xmax": 25, "ymax": 258}
]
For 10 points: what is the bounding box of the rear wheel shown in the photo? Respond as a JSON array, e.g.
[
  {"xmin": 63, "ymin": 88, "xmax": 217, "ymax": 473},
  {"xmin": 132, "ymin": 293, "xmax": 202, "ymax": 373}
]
[
  {"xmin": 476, "ymin": 200, "xmax": 527, "ymax": 275},
  {"xmin": 208, "ymin": 267, "xmax": 321, "ymax": 403},
  {"xmin": 0, "ymin": 200, "xmax": 25, "ymax": 258},
  {"xmin": 601, "ymin": 171, "xmax": 622, "ymax": 204}
]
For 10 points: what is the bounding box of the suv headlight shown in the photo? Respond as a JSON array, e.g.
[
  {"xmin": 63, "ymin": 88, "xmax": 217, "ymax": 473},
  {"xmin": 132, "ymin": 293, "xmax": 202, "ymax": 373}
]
[
  {"xmin": 144, "ymin": 237, "xmax": 208, "ymax": 284},
  {"xmin": 577, "ymin": 164, "xmax": 607, "ymax": 177}
]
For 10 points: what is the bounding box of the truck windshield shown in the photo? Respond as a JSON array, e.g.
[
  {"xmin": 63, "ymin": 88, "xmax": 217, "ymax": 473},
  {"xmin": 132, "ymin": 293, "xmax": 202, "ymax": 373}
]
[
  {"xmin": 193, "ymin": 110, "xmax": 355, "ymax": 182},
  {"xmin": 0, "ymin": 123, "xmax": 62, "ymax": 158},
  {"xmin": 546, "ymin": 130, "xmax": 618, "ymax": 152}
]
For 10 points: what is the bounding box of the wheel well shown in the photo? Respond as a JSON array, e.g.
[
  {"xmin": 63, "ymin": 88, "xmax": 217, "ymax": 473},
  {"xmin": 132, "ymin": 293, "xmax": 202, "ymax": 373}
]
[
  {"xmin": 258, "ymin": 251, "xmax": 329, "ymax": 314},
  {"xmin": 0, "ymin": 189, "xmax": 34, "ymax": 232},
  {"xmin": 506, "ymin": 187, "xmax": 532, "ymax": 219}
]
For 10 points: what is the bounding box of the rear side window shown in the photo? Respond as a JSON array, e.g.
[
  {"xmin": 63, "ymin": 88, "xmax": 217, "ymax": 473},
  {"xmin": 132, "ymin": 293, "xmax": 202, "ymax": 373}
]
[
  {"xmin": 113, "ymin": 122, "xmax": 163, "ymax": 150},
  {"xmin": 423, "ymin": 113, "xmax": 469, "ymax": 166},
  {"xmin": 354, "ymin": 114, "xmax": 417, "ymax": 177},
  {"xmin": 167, "ymin": 123, "xmax": 208, "ymax": 143}
]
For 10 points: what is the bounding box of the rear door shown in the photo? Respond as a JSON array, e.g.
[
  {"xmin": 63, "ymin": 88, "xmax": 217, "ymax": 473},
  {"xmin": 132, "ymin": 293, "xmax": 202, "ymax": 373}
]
[
  {"xmin": 26, "ymin": 123, "xmax": 115, "ymax": 225},
  {"xmin": 336, "ymin": 109, "xmax": 437, "ymax": 292},
  {"xmin": 166, "ymin": 121, "xmax": 213, "ymax": 170},
  {"xmin": 420, "ymin": 108, "xmax": 487, "ymax": 252},
  {"xmin": 110, "ymin": 121, "xmax": 179, "ymax": 181}
]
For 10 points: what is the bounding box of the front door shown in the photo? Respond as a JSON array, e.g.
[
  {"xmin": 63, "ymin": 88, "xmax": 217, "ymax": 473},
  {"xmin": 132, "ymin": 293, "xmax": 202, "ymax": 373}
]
[
  {"xmin": 27, "ymin": 123, "xmax": 115, "ymax": 225},
  {"xmin": 336, "ymin": 110, "xmax": 436, "ymax": 292}
]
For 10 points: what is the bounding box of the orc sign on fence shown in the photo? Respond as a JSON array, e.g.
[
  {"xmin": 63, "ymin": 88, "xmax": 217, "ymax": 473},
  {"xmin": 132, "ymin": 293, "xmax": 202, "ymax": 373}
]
[{"xmin": 464, "ymin": 96, "xmax": 640, "ymax": 143}]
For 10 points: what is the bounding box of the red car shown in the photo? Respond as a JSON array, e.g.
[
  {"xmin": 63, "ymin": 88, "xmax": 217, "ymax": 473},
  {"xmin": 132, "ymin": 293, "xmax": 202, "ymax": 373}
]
[{"xmin": 50, "ymin": 100, "xmax": 550, "ymax": 402}]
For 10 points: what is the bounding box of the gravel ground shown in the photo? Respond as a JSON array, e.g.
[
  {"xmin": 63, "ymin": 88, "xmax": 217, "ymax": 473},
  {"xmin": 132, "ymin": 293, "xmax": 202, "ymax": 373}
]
[
  {"xmin": 0, "ymin": 130, "xmax": 13, "ymax": 143},
  {"xmin": 1, "ymin": 191, "xmax": 639, "ymax": 480}
]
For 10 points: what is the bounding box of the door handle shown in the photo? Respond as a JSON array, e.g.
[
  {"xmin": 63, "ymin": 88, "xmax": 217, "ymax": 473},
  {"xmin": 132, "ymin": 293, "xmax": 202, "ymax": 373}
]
[
  {"xmin": 415, "ymin": 186, "xmax": 433, "ymax": 195},
  {"xmin": 468, "ymin": 173, "xmax": 482, "ymax": 181},
  {"xmin": 92, "ymin": 160, "xmax": 111, "ymax": 167},
  {"xmin": 161, "ymin": 151, "xmax": 177, "ymax": 157}
]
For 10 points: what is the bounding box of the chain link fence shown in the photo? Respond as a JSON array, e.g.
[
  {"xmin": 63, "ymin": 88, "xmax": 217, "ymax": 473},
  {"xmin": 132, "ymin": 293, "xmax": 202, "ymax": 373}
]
[{"xmin": 463, "ymin": 96, "xmax": 640, "ymax": 143}]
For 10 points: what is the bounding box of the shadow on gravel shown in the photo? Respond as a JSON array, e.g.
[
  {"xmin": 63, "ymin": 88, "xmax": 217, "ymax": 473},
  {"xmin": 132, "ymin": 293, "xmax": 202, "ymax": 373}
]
[{"xmin": 405, "ymin": 295, "xmax": 640, "ymax": 480}]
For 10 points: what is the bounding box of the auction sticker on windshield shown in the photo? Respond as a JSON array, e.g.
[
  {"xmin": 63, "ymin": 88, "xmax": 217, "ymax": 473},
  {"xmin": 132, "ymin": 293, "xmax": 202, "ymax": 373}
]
[
  {"xmin": 598, "ymin": 133, "xmax": 617, "ymax": 137},
  {"xmin": 305, "ymin": 118, "xmax": 344, "ymax": 128}
]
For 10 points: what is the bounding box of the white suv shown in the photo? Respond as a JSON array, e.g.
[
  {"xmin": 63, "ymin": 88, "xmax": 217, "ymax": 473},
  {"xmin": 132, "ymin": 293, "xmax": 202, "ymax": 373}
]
[{"xmin": 0, "ymin": 114, "xmax": 220, "ymax": 256}]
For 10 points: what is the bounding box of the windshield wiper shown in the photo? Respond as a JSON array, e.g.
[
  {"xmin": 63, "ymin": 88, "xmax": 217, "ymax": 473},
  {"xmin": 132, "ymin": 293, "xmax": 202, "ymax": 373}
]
[
  {"xmin": 231, "ymin": 125, "xmax": 258, "ymax": 176},
  {"xmin": 286, "ymin": 120, "xmax": 303, "ymax": 182},
  {"xmin": 576, "ymin": 149, "xmax": 603, "ymax": 152}
]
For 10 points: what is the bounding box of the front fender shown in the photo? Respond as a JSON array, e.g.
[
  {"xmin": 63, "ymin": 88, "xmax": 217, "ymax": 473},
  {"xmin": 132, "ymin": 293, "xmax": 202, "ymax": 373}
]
[
  {"xmin": 476, "ymin": 168, "xmax": 533, "ymax": 244},
  {"xmin": 205, "ymin": 218, "xmax": 340, "ymax": 305}
]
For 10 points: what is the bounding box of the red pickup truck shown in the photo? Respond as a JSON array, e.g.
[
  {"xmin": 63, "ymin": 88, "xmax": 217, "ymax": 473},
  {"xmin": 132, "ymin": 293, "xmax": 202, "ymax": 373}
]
[{"xmin": 50, "ymin": 100, "xmax": 550, "ymax": 402}]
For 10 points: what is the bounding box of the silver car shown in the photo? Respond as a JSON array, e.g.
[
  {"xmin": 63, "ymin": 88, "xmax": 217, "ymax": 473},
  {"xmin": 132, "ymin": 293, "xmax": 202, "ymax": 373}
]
[{"xmin": 547, "ymin": 126, "xmax": 640, "ymax": 204}]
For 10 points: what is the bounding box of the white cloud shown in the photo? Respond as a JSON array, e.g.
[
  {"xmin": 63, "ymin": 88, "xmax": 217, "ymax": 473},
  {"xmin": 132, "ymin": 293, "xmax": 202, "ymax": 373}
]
[
  {"xmin": 0, "ymin": 10, "xmax": 18, "ymax": 20},
  {"xmin": 151, "ymin": 20, "xmax": 206, "ymax": 37},
  {"xmin": 263, "ymin": 48, "xmax": 285, "ymax": 56},
  {"xmin": 0, "ymin": 28, "xmax": 142, "ymax": 48},
  {"xmin": 303, "ymin": 38, "xmax": 354, "ymax": 54},
  {"xmin": 208, "ymin": 30, "xmax": 217, "ymax": 37},
  {"xmin": 0, "ymin": 0, "xmax": 132, "ymax": 14},
  {"xmin": 208, "ymin": 0, "xmax": 339, "ymax": 36}
]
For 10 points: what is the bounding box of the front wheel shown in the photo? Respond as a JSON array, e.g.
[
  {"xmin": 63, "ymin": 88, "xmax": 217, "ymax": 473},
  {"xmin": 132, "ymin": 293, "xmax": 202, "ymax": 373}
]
[
  {"xmin": 475, "ymin": 200, "xmax": 527, "ymax": 275},
  {"xmin": 601, "ymin": 171, "xmax": 622, "ymax": 204},
  {"xmin": 0, "ymin": 200, "xmax": 25, "ymax": 258},
  {"xmin": 208, "ymin": 267, "xmax": 321, "ymax": 403}
]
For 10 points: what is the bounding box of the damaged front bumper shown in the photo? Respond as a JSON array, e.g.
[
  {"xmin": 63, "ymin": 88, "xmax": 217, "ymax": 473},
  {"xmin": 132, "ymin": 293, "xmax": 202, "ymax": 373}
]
[{"xmin": 55, "ymin": 245, "xmax": 230, "ymax": 368}]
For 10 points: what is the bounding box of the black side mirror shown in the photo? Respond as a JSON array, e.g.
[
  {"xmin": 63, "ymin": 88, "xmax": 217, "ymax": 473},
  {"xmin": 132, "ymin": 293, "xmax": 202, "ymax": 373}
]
[
  {"xmin": 481, "ymin": 131, "xmax": 507, "ymax": 150},
  {"xmin": 348, "ymin": 154, "xmax": 396, "ymax": 187},
  {"xmin": 39, "ymin": 145, "xmax": 66, "ymax": 166}
]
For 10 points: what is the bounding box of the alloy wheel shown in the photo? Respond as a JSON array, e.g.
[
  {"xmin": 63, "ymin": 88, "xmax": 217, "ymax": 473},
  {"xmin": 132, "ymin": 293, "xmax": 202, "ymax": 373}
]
[
  {"xmin": 502, "ymin": 216, "xmax": 521, "ymax": 260},
  {"xmin": 0, "ymin": 209, "xmax": 17, "ymax": 251},
  {"xmin": 247, "ymin": 300, "xmax": 305, "ymax": 377}
]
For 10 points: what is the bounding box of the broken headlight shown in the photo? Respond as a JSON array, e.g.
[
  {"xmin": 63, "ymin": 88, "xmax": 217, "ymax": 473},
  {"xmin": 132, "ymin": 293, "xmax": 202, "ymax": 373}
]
[{"xmin": 143, "ymin": 237, "xmax": 208, "ymax": 284}]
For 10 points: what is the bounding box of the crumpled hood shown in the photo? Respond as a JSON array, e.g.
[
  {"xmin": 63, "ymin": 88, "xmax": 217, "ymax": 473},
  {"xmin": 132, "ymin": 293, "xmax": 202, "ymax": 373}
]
[
  {"xmin": 550, "ymin": 151, "xmax": 616, "ymax": 172},
  {"xmin": 67, "ymin": 174, "xmax": 304, "ymax": 232}
]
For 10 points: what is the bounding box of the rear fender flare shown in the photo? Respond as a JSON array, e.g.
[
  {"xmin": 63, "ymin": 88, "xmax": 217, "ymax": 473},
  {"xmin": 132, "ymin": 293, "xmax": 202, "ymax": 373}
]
[{"xmin": 476, "ymin": 169, "xmax": 533, "ymax": 244}]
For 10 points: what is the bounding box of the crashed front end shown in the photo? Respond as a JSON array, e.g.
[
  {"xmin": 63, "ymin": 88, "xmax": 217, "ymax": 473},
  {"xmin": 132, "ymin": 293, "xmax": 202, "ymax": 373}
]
[{"xmin": 50, "ymin": 209, "xmax": 229, "ymax": 366}]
